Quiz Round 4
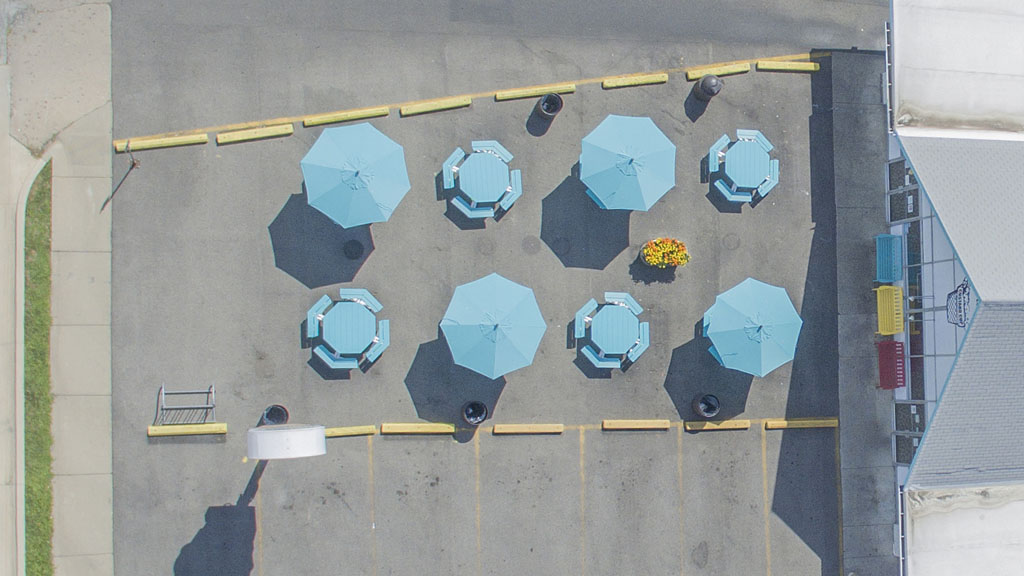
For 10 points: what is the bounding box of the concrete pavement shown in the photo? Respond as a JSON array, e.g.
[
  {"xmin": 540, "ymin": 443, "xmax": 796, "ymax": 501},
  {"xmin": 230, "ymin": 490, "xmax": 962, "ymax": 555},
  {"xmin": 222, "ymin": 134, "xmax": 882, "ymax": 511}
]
[{"xmin": 2, "ymin": 2, "xmax": 112, "ymax": 576}]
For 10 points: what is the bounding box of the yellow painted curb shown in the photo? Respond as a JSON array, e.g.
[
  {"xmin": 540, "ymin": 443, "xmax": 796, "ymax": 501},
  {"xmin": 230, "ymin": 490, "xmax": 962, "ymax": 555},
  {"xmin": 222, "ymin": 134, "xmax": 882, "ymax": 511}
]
[
  {"xmin": 601, "ymin": 73, "xmax": 669, "ymax": 89},
  {"xmin": 756, "ymin": 60, "xmax": 820, "ymax": 73},
  {"xmin": 686, "ymin": 63, "xmax": 751, "ymax": 81},
  {"xmin": 494, "ymin": 83, "xmax": 576, "ymax": 101},
  {"xmin": 216, "ymin": 124, "xmax": 294, "ymax": 145},
  {"xmin": 763, "ymin": 418, "xmax": 838, "ymax": 430},
  {"xmin": 147, "ymin": 423, "xmax": 227, "ymax": 437},
  {"xmin": 303, "ymin": 105, "xmax": 390, "ymax": 127},
  {"xmin": 491, "ymin": 424, "xmax": 565, "ymax": 435},
  {"xmin": 324, "ymin": 425, "xmax": 378, "ymax": 438},
  {"xmin": 399, "ymin": 96, "xmax": 472, "ymax": 117},
  {"xmin": 602, "ymin": 419, "xmax": 671, "ymax": 431},
  {"xmin": 114, "ymin": 133, "xmax": 209, "ymax": 152},
  {"xmin": 684, "ymin": 420, "xmax": 751, "ymax": 431},
  {"xmin": 380, "ymin": 422, "xmax": 455, "ymax": 435}
]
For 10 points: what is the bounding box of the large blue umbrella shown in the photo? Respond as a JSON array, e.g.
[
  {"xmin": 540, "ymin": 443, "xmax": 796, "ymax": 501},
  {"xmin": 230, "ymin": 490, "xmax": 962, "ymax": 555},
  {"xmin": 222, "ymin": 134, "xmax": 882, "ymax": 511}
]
[
  {"xmin": 703, "ymin": 278, "xmax": 803, "ymax": 377},
  {"xmin": 300, "ymin": 123, "xmax": 411, "ymax": 228},
  {"xmin": 579, "ymin": 114, "xmax": 676, "ymax": 211},
  {"xmin": 440, "ymin": 273, "xmax": 547, "ymax": 379}
]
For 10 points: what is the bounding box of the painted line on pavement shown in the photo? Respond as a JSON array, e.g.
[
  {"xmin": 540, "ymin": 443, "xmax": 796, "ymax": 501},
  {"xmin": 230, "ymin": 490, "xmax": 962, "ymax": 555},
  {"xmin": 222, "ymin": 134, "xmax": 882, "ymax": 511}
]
[
  {"xmin": 761, "ymin": 424, "xmax": 772, "ymax": 576},
  {"xmin": 112, "ymin": 51, "xmax": 821, "ymax": 152}
]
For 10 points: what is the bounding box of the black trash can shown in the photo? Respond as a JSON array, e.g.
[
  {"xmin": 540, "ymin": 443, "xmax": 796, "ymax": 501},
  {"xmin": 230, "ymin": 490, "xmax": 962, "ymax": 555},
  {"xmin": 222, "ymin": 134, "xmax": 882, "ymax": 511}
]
[
  {"xmin": 261, "ymin": 404, "xmax": 289, "ymax": 426},
  {"xmin": 534, "ymin": 93, "xmax": 564, "ymax": 120},
  {"xmin": 694, "ymin": 75, "xmax": 723, "ymax": 101},
  {"xmin": 691, "ymin": 394, "xmax": 721, "ymax": 419},
  {"xmin": 462, "ymin": 401, "xmax": 488, "ymax": 426}
]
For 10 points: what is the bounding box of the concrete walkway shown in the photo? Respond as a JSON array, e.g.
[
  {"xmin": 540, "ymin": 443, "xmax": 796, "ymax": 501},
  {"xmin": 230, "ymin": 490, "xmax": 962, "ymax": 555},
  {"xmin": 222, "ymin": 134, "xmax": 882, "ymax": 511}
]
[
  {"xmin": 829, "ymin": 51, "xmax": 901, "ymax": 575},
  {"xmin": 1, "ymin": 2, "xmax": 112, "ymax": 576}
]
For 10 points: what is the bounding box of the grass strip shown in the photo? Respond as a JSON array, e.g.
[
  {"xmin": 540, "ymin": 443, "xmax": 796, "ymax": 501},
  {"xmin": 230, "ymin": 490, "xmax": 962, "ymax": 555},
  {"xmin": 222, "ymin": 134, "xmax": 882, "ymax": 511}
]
[{"xmin": 24, "ymin": 161, "xmax": 54, "ymax": 576}]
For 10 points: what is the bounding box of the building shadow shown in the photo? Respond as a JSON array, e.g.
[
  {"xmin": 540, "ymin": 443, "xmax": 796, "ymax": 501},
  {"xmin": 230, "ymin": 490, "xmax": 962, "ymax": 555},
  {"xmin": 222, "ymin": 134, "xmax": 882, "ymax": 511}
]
[
  {"xmin": 540, "ymin": 171, "xmax": 630, "ymax": 269},
  {"xmin": 268, "ymin": 191, "xmax": 374, "ymax": 288},
  {"xmin": 684, "ymin": 85, "xmax": 710, "ymax": 122},
  {"xmin": 663, "ymin": 322, "xmax": 754, "ymax": 421},
  {"xmin": 404, "ymin": 337, "xmax": 506, "ymax": 443},
  {"xmin": 173, "ymin": 461, "xmax": 266, "ymax": 576},
  {"xmin": 770, "ymin": 52, "xmax": 845, "ymax": 576}
]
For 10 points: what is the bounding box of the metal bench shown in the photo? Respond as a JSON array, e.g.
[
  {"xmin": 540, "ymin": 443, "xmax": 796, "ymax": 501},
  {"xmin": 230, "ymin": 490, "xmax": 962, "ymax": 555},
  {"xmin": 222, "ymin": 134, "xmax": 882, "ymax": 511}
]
[
  {"xmin": 442, "ymin": 147, "xmax": 465, "ymax": 190},
  {"xmin": 338, "ymin": 288, "xmax": 382, "ymax": 313},
  {"xmin": 736, "ymin": 128, "xmax": 759, "ymax": 142},
  {"xmin": 604, "ymin": 292, "xmax": 642, "ymax": 315},
  {"xmin": 306, "ymin": 294, "xmax": 332, "ymax": 339},
  {"xmin": 451, "ymin": 195, "xmax": 495, "ymax": 219},
  {"xmin": 758, "ymin": 159, "xmax": 779, "ymax": 198},
  {"xmin": 708, "ymin": 134, "xmax": 730, "ymax": 172},
  {"xmin": 626, "ymin": 322, "xmax": 650, "ymax": 363},
  {"xmin": 874, "ymin": 286, "xmax": 905, "ymax": 335},
  {"xmin": 874, "ymin": 234, "xmax": 904, "ymax": 282},
  {"xmin": 499, "ymin": 169, "xmax": 522, "ymax": 211},
  {"xmin": 574, "ymin": 298, "xmax": 599, "ymax": 338},
  {"xmin": 581, "ymin": 345, "xmax": 620, "ymax": 369},
  {"xmin": 314, "ymin": 344, "xmax": 360, "ymax": 370},
  {"xmin": 471, "ymin": 140, "xmax": 513, "ymax": 163},
  {"xmin": 365, "ymin": 319, "xmax": 390, "ymax": 363},
  {"xmin": 715, "ymin": 179, "xmax": 753, "ymax": 203},
  {"xmin": 752, "ymin": 131, "xmax": 774, "ymax": 152},
  {"xmin": 877, "ymin": 340, "xmax": 906, "ymax": 390}
]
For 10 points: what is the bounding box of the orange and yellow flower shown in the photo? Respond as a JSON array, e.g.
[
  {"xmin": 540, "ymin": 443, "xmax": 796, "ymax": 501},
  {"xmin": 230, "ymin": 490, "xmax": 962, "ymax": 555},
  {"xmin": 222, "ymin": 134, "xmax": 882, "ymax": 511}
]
[{"xmin": 641, "ymin": 238, "xmax": 690, "ymax": 269}]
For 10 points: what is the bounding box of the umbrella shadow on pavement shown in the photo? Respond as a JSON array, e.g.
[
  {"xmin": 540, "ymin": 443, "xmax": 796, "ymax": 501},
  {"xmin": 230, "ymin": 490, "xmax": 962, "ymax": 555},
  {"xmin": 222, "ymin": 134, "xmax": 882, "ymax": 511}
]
[
  {"xmin": 268, "ymin": 190, "xmax": 375, "ymax": 288},
  {"xmin": 173, "ymin": 461, "xmax": 266, "ymax": 576},
  {"xmin": 663, "ymin": 323, "xmax": 754, "ymax": 421},
  {"xmin": 541, "ymin": 169, "xmax": 631, "ymax": 270},
  {"xmin": 404, "ymin": 338, "xmax": 506, "ymax": 443}
]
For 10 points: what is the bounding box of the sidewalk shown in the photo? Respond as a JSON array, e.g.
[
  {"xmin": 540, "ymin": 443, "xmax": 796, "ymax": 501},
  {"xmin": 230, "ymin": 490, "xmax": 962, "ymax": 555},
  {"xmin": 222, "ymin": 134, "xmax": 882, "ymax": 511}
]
[
  {"xmin": 829, "ymin": 51, "xmax": 901, "ymax": 575},
  {"xmin": 2, "ymin": 3, "xmax": 112, "ymax": 576}
]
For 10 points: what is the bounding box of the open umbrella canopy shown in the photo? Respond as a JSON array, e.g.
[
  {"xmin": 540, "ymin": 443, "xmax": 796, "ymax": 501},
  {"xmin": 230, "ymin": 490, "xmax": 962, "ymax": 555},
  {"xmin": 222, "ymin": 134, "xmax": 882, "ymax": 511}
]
[
  {"xmin": 440, "ymin": 273, "xmax": 547, "ymax": 379},
  {"xmin": 579, "ymin": 114, "xmax": 676, "ymax": 211},
  {"xmin": 703, "ymin": 278, "xmax": 803, "ymax": 377},
  {"xmin": 300, "ymin": 123, "xmax": 411, "ymax": 228}
]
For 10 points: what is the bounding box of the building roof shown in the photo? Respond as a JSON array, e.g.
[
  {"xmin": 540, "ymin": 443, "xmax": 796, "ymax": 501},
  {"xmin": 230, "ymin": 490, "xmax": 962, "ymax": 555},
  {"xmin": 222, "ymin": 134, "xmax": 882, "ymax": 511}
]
[
  {"xmin": 906, "ymin": 304, "xmax": 1024, "ymax": 489},
  {"xmin": 905, "ymin": 484, "xmax": 1024, "ymax": 575},
  {"xmin": 898, "ymin": 133, "xmax": 1024, "ymax": 303},
  {"xmin": 892, "ymin": 0, "xmax": 1024, "ymax": 132}
]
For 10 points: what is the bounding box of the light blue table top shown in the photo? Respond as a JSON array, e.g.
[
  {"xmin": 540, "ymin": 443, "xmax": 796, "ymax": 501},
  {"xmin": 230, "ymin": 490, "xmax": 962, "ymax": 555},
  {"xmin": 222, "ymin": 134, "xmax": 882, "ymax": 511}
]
[
  {"xmin": 459, "ymin": 152, "xmax": 510, "ymax": 204},
  {"xmin": 590, "ymin": 304, "xmax": 640, "ymax": 355},
  {"xmin": 725, "ymin": 140, "xmax": 770, "ymax": 189},
  {"xmin": 323, "ymin": 301, "xmax": 377, "ymax": 355}
]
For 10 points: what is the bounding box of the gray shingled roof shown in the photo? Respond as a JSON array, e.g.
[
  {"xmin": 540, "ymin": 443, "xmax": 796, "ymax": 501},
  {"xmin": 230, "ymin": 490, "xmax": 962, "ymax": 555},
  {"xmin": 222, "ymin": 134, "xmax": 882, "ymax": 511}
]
[
  {"xmin": 898, "ymin": 135, "xmax": 1024, "ymax": 303},
  {"xmin": 906, "ymin": 304, "xmax": 1024, "ymax": 489}
]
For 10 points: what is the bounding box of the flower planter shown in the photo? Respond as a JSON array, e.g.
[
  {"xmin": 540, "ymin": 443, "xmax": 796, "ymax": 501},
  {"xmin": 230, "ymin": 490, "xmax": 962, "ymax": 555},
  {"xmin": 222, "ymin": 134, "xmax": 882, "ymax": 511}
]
[{"xmin": 641, "ymin": 238, "xmax": 691, "ymax": 269}]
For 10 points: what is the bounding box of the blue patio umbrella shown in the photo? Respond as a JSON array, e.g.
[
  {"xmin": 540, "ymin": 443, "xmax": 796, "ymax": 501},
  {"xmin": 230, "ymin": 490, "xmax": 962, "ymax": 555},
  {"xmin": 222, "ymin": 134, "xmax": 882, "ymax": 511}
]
[
  {"xmin": 300, "ymin": 123, "xmax": 411, "ymax": 228},
  {"xmin": 579, "ymin": 115, "xmax": 676, "ymax": 211},
  {"xmin": 440, "ymin": 273, "xmax": 547, "ymax": 379},
  {"xmin": 703, "ymin": 278, "xmax": 803, "ymax": 377}
]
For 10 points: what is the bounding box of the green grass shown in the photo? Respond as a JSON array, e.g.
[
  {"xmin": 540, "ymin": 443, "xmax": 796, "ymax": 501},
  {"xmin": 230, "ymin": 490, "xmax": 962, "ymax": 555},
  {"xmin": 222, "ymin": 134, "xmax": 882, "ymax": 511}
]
[{"xmin": 24, "ymin": 161, "xmax": 53, "ymax": 576}]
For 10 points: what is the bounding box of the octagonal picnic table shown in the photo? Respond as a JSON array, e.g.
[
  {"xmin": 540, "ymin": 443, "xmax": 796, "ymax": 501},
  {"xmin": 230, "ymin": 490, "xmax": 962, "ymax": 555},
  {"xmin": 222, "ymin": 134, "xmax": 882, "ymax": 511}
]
[{"xmin": 322, "ymin": 301, "xmax": 377, "ymax": 355}]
